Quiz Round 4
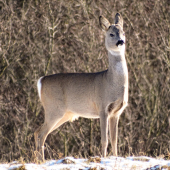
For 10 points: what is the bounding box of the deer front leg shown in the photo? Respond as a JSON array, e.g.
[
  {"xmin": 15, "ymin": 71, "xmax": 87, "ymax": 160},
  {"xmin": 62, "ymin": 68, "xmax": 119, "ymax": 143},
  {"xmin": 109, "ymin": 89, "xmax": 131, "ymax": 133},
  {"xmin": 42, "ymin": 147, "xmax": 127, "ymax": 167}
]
[
  {"xmin": 109, "ymin": 115, "xmax": 119, "ymax": 156},
  {"xmin": 100, "ymin": 114, "xmax": 109, "ymax": 157}
]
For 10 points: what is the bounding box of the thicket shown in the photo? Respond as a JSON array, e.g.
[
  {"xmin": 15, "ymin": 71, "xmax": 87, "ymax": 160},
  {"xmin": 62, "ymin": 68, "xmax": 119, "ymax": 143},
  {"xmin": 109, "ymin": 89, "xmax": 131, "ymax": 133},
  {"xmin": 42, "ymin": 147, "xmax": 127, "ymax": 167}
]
[{"xmin": 0, "ymin": 0, "xmax": 169, "ymax": 162}]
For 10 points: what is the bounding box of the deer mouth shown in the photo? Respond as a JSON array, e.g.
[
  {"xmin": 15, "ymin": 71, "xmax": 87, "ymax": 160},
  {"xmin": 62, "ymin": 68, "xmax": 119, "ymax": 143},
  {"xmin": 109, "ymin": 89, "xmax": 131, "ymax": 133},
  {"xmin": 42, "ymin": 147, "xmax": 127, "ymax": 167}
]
[{"xmin": 116, "ymin": 40, "xmax": 124, "ymax": 47}]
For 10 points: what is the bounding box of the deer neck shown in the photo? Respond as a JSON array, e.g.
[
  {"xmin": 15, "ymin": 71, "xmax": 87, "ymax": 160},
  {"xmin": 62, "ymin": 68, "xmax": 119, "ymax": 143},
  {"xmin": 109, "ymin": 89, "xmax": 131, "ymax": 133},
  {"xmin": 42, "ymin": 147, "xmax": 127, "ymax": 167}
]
[{"xmin": 107, "ymin": 50, "xmax": 128, "ymax": 82}]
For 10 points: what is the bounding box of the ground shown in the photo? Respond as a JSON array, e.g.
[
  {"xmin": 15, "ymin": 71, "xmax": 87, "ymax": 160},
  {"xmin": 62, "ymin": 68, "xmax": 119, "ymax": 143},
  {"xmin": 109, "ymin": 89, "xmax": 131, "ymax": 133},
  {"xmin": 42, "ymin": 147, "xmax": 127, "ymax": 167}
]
[{"xmin": 1, "ymin": 156, "xmax": 170, "ymax": 170}]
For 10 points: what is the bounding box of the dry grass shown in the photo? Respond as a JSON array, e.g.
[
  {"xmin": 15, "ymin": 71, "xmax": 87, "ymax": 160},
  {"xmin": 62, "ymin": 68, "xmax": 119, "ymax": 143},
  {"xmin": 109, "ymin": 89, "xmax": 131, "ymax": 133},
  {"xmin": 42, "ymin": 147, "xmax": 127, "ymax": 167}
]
[{"xmin": 0, "ymin": 0, "xmax": 169, "ymax": 162}]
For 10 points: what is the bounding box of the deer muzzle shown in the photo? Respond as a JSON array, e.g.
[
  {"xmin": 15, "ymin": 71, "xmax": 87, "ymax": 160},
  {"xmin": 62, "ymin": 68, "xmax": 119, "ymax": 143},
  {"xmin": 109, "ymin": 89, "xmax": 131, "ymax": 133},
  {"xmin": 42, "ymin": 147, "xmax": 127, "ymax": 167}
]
[{"xmin": 116, "ymin": 40, "xmax": 124, "ymax": 47}]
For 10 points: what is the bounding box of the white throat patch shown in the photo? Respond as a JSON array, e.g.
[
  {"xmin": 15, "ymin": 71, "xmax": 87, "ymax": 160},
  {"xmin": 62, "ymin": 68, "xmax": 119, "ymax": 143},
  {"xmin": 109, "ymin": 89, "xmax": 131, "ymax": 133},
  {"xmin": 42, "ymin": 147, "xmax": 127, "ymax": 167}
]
[{"xmin": 109, "ymin": 50, "xmax": 125, "ymax": 56}]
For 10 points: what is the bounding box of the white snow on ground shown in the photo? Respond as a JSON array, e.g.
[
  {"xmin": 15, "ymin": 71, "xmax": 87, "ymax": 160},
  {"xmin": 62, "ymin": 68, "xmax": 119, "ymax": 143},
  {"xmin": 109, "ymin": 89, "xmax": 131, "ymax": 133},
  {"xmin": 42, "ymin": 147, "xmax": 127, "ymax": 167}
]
[{"xmin": 1, "ymin": 156, "xmax": 170, "ymax": 170}]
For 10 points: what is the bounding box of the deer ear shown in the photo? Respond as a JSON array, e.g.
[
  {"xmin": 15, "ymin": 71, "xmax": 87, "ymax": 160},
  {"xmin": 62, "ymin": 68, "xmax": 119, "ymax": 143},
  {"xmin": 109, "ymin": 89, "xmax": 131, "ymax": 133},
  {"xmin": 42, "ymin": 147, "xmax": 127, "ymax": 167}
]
[
  {"xmin": 114, "ymin": 13, "xmax": 123, "ymax": 28},
  {"xmin": 99, "ymin": 16, "xmax": 111, "ymax": 31}
]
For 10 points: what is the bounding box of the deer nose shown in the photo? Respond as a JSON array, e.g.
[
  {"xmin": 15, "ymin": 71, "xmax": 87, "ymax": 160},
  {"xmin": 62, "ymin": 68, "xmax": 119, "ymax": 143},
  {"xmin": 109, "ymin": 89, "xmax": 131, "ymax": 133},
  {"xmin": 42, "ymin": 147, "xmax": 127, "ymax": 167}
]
[{"xmin": 116, "ymin": 40, "xmax": 124, "ymax": 46}]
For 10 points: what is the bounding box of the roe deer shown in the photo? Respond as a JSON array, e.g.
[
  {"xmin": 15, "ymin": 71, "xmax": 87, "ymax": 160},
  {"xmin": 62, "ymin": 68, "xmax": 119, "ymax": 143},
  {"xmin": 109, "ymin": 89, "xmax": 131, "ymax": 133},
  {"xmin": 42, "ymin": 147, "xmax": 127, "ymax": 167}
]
[{"xmin": 34, "ymin": 13, "xmax": 128, "ymax": 161}]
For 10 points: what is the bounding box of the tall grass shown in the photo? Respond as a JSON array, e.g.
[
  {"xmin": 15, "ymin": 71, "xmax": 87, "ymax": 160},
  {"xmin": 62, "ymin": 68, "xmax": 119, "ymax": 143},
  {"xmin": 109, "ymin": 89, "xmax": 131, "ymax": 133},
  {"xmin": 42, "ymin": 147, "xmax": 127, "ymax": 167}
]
[{"xmin": 0, "ymin": 0, "xmax": 169, "ymax": 162}]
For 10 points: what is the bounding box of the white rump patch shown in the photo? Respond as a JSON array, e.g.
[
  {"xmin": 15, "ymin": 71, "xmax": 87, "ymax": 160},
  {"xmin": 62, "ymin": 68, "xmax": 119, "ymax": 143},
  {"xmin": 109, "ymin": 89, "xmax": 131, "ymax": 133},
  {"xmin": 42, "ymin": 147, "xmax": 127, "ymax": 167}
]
[{"xmin": 37, "ymin": 76, "xmax": 43, "ymax": 100}]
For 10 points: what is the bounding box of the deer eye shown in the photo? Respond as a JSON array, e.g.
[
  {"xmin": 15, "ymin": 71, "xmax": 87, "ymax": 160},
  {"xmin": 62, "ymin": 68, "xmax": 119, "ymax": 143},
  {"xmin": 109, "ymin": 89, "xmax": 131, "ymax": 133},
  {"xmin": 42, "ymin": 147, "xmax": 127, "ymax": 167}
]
[{"xmin": 110, "ymin": 33, "xmax": 115, "ymax": 37}]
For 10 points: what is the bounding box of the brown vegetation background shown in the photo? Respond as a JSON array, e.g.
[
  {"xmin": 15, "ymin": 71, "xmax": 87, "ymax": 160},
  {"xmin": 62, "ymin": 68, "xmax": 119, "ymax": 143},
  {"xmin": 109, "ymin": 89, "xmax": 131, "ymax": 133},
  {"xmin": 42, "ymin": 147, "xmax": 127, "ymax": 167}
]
[{"xmin": 0, "ymin": 0, "xmax": 169, "ymax": 162}]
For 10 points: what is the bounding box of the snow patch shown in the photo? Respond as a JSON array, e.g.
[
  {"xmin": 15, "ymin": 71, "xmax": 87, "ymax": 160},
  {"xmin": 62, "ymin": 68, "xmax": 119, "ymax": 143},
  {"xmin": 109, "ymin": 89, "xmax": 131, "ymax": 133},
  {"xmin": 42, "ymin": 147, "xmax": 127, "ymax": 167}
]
[{"xmin": 1, "ymin": 156, "xmax": 170, "ymax": 170}]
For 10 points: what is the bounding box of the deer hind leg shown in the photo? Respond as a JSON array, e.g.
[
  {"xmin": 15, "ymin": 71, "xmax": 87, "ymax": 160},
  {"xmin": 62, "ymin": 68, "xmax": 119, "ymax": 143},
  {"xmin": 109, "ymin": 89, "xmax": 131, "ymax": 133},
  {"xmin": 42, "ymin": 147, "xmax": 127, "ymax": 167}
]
[
  {"xmin": 34, "ymin": 123, "xmax": 49, "ymax": 161},
  {"xmin": 34, "ymin": 113, "xmax": 65, "ymax": 161},
  {"xmin": 34, "ymin": 126, "xmax": 41, "ymax": 152},
  {"xmin": 49, "ymin": 112, "xmax": 75, "ymax": 134}
]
